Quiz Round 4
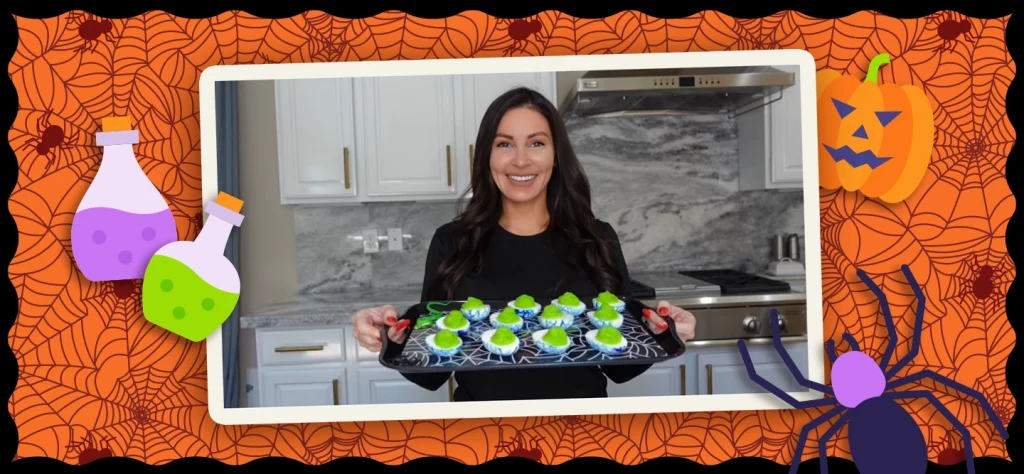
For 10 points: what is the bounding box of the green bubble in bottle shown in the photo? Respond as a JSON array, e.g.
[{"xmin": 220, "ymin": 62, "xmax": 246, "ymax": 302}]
[{"xmin": 142, "ymin": 192, "xmax": 245, "ymax": 342}]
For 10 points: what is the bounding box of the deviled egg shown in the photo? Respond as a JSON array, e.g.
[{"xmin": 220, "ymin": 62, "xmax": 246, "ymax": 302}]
[
  {"xmin": 481, "ymin": 326, "xmax": 520, "ymax": 356},
  {"xmin": 532, "ymin": 327, "xmax": 572, "ymax": 355},
  {"xmin": 507, "ymin": 294, "xmax": 542, "ymax": 319},
  {"xmin": 586, "ymin": 326, "xmax": 628, "ymax": 354},
  {"xmin": 426, "ymin": 329, "xmax": 463, "ymax": 357},
  {"xmin": 435, "ymin": 309, "xmax": 472, "ymax": 335},
  {"xmin": 537, "ymin": 304, "xmax": 574, "ymax": 329},
  {"xmin": 460, "ymin": 296, "xmax": 491, "ymax": 322},
  {"xmin": 592, "ymin": 291, "xmax": 626, "ymax": 313},
  {"xmin": 489, "ymin": 307, "xmax": 524, "ymax": 332},
  {"xmin": 552, "ymin": 291, "xmax": 586, "ymax": 317},
  {"xmin": 586, "ymin": 305, "xmax": 624, "ymax": 329}
]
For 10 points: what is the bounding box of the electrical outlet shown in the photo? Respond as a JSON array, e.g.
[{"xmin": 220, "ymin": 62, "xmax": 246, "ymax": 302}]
[
  {"xmin": 362, "ymin": 229, "xmax": 380, "ymax": 253},
  {"xmin": 387, "ymin": 228, "xmax": 403, "ymax": 252}
]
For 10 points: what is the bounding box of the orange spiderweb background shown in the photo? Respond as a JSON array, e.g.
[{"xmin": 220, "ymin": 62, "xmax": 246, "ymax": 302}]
[{"xmin": 7, "ymin": 9, "xmax": 1016, "ymax": 466}]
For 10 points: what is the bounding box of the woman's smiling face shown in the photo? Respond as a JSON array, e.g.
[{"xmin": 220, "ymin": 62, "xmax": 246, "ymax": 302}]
[{"xmin": 489, "ymin": 106, "xmax": 556, "ymax": 205}]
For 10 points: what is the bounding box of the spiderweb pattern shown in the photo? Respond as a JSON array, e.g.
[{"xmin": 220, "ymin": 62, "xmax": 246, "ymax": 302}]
[{"xmin": 7, "ymin": 9, "xmax": 1014, "ymax": 466}]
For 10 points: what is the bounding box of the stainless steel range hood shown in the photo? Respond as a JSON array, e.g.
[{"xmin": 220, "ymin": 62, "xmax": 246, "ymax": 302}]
[{"xmin": 559, "ymin": 66, "xmax": 796, "ymax": 120}]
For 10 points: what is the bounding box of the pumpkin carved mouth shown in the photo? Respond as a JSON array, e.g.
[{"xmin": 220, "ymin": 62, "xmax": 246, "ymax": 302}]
[{"xmin": 822, "ymin": 144, "xmax": 891, "ymax": 169}]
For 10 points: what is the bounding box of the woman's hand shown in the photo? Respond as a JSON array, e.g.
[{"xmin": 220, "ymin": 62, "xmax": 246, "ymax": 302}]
[
  {"xmin": 351, "ymin": 305, "xmax": 411, "ymax": 353},
  {"xmin": 642, "ymin": 300, "xmax": 697, "ymax": 342}
]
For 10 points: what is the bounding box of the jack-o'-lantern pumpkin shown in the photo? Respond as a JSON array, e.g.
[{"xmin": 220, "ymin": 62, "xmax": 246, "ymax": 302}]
[{"xmin": 816, "ymin": 53, "xmax": 934, "ymax": 203}]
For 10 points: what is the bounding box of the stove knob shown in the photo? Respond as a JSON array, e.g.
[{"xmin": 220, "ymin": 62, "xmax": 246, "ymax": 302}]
[
  {"xmin": 777, "ymin": 313, "xmax": 788, "ymax": 332},
  {"xmin": 742, "ymin": 316, "xmax": 761, "ymax": 334}
]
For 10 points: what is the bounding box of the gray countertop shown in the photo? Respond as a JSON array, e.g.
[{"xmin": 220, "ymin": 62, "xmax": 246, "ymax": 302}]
[
  {"xmin": 240, "ymin": 287, "xmax": 809, "ymax": 329},
  {"xmin": 240, "ymin": 287, "xmax": 423, "ymax": 329}
]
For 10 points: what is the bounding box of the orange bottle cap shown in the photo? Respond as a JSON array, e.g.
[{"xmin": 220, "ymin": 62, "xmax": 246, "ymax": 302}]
[
  {"xmin": 216, "ymin": 191, "xmax": 244, "ymax": 213},
  {"xmin": 102, "ymin": 116, "xmax": 132, "ymax": 132}
]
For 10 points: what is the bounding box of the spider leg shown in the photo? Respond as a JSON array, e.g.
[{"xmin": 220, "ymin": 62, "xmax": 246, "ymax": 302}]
[
  {"xmin": 817, "ymin": 411, "xmax": 851, "ymax": 474},
  {"xmin": 841, "ymin": 332, "xmax": 860, "ymax": 352},
  {"xmin": 887, "ymin": 370, "xmax": 1008, "ymax": 439},
  {"xmin": 737, "ymin": 339, "xmax": 839, "ymax": 409},
  {"xmin": 885, "ymin": 265, "xmax": 926, "ymax": 378},
  {"xmin": 769, "ymin": 309, "xmax": 833, "ymax": 393},
  {"xmin": 825, "ymin": 339, "xmax": 837, "ymax": 363},
  {"xmin": 790, "ymin": 405, "xmax": 846, "ymax": 474},
  {"xmin": 856, "ymin": 268, "xmax": 898, "ymax": 370},
  {"xmin": 886, "ymin": 390, "xmax": 975, "ymax": 474}
]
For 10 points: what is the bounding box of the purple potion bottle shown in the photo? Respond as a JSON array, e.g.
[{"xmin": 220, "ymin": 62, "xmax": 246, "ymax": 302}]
[{"xmin": 70, "ymin": 116, "xmax": 178, "ymax": 282}]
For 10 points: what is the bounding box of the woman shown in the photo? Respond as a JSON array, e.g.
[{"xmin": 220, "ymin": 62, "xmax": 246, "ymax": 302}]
[{"xmin": 351, "ymin": 87, "xmax": 696, "ymax": 401}]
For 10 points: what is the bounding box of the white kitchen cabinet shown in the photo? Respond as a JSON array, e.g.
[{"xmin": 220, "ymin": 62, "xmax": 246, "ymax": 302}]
[
  {"xmin": 354, "ymin": 367, "xmax": 450, "ymax": 405},
  {"xmin": 274, "ymin": 78, "xmax": 359, "ymax": 204},
  {"xmin": 606, "ymin": 361, "xmax": 683, "ymax": 398},
  {"xmin": 356, "ymin": 76, "xmax": 460, "ymax": 199},
  {"xmin": 259, "ymin": 366, "xmax": 346, "ymax": 407},
  {"xmin": 251, "ymin": 325, "xmax": 453, "ymax": 407},
  {"xmin": 606, "ymin": 339, "xmax": 810, "ymax": 397},
  {"xmin": 737, "ymin": 64, "xmax": 805, "ymax": 190},
  {"xmin": 272, "ymin": 72, "xmax": 557, "ymax": 204},
  {"xmin": 694, "ymin": 341, "xmax": 810, "ymax": 395}
]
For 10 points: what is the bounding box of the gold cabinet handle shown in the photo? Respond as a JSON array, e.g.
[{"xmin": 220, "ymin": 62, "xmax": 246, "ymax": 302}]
[
  {"xmin": 448, "ymin": 375, "xmax": 455, "ymax": 402},
  {"xmin": 705, "ymin": 364, "xmax": 713, "ymax": 395},
  {"xmin": 332, "ymin": 379, "xmax": 339, "ymax": 405},
  {"xmin": 274, "ymin": 345, "xmax": 325, "ymax": 353},
  {"xmin": 680, "ymin": 365, "xmax": 686, "ymax": 395},
  {"xmin": 343, "ymin": 147, "xmax": 351, "ymax": 189},
  {"xmin": 446, "ymin": 145, "xmax": 452, "ymax": 187},
  {"xmin": 469, "ymin": 144, "xmax": 474, "ymax": 179}
]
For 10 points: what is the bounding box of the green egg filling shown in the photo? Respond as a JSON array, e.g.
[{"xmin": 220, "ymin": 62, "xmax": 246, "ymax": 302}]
[
  {"xmin": 444, "ymin": 310, "xmax": 468, "ymax": 328},
  {"xmin": 594, "ymin": 306, "xmax": 619, "ymax": 321},
  {"xmin": 542, "ymin": 327, "xmax": 569, "ymax": 346},
  {"xmin": 514, "ymin": 294, "xmax": 536, "ymax": 308},
  {"xmin": 434, "ymin": 330, "xmax": 461, "ymax": 349},
  {"xmin": 557, "ymin": 292, "xmax": 581, "ymax": 306},
  {"xmin": 462, "ymin": 297, "xmax": 485, "ymax": 310},
  {"xmin": 491, "ymin": 327, "xmax": 516, "ymax": 346},
  {"xmin": 540, "ymin": 305, "xmax": 563, "ymax": 319},
  {"xmin": 596, "ymin": 291, "xmax": 619, "ymax": 305},
  {"xmin": 497, "ymin": 308, "xmax": 520, "ymax": 324},
  {"xmin": 595, "ymin": 326, "xmax": 623, "ymax": 345}
]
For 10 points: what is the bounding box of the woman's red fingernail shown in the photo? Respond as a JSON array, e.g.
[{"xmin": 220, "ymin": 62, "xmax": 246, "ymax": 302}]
[
  {"xmin": 642, "ymin": 309, "xmax": 653, "ymax": 319},
  {"xmin": 387, "ymin": 317, "xmax": 397, "ymax": 324},
  {"xmin": 658, "ymin": 307, "xmax": 669, "ymax": 316},
  {"xmin": 657, "ymin": 322, "xmax": 668, "ymax": 329},
  {"xmin": 377, "ymin": 336, "xmax": 382, "ymax": 342},
  {"xmin": 395, "ymin": 320, "xmax": 410, "ymax": 331}
]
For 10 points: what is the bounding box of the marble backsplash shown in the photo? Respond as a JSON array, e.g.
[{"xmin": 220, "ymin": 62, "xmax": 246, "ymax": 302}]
[{"xmin": 294, "ymin": 114, "xmax": 806, "ymax": 295}]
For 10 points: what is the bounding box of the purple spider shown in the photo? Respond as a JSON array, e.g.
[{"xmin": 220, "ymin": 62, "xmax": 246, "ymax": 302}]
[{"xmin": 737, "ymin": 264, "xmax": 1008, "ymax": 474}]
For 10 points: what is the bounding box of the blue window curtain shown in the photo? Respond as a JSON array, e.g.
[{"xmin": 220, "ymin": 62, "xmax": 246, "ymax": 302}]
[{"xmin": 215, "ymin": 80, "xmax": 241, "ymax": 408}]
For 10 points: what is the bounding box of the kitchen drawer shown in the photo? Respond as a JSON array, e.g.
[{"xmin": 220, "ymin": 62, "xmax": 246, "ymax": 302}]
[{"xmin": 257, "ymin": 327, "xmax": 346, "ymax": 366}]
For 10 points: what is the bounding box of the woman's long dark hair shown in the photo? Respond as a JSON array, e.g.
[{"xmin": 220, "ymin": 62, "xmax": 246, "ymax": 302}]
[{"xmin": 429, "ymin": 86, "xmax": 623, "ymax": 299}]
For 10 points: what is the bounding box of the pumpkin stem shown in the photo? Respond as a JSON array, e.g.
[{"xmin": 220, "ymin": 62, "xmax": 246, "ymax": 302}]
[{"xmin": 865, "ymin": 53, "xmax": 891, "ymax": 84}]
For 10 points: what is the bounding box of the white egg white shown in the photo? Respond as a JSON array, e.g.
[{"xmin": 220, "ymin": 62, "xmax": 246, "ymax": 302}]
[
  {"xmin": 435, "ymin": 316, "xmax": 470, "ymax": 335},
  {"xmin": 532, "ymin": 329, "xmax": 571, "ymax": 354},
  {"xmin": 585, "ymin": 329, "xmax": 628, "ymax": 354},
  {"xmin": 586, "ymin": 310, "xmax": 623, "ymax": 329},
  {"xmin": 481, "ymin": 328, "xmax": 520, "ymax": 356},
  {"xmin": 425, "ymin": 333, "xmax": 463, "ymax": 357}
]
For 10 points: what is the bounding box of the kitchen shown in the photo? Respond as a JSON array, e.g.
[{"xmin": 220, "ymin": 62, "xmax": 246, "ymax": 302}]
[{"xmin": 226, "ymin": 64, "xmax": 814, "ymax": 409}]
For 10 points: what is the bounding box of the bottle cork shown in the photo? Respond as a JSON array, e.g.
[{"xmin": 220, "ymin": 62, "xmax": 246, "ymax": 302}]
[
  {"xmin": 102, "ymin": 116, "xmax": 132, "ymax": 132},
  {"xmin": 215, "ymin": 191, "xmax": 244, "ymax": 213}
]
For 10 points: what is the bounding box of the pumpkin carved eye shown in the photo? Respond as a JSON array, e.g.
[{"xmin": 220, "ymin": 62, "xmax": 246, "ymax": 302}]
[
  {"xmin": 875, "ymin": 111, "xmax": 901, "ymax": 126},
  {"xmin": 832, "ymin": 98, "xmax": 855, "ymax": 118}
]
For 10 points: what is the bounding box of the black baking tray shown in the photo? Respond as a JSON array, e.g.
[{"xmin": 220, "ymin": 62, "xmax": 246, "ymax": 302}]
[{"xmin": 378, "ymin": 298, "xmax": 686, "ymax": 373}]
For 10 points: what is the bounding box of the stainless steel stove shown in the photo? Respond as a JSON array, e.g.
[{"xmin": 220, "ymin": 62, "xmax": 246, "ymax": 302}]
[{"xmin": 629, "ymin": 268, "xmax": 807, "ymax": 341}]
